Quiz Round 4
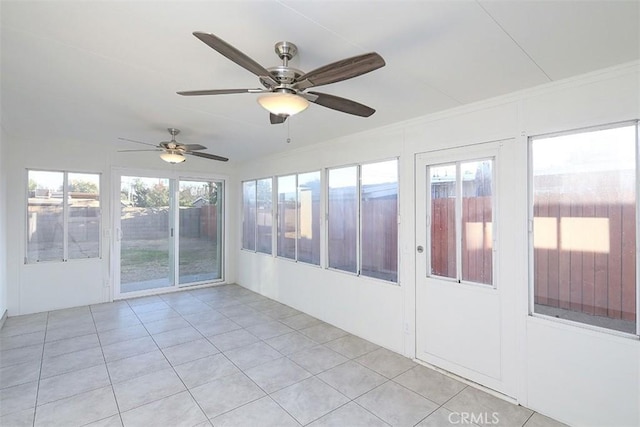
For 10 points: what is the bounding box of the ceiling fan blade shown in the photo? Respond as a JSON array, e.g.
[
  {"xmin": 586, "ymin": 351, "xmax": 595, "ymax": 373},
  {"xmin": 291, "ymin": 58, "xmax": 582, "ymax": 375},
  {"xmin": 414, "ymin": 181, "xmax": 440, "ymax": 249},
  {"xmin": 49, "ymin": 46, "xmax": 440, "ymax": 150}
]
[
  {"xmin": 270, "ymin": 113, "xmax": 288, "ymax": 125},
  {"xmin": 117, "ymin": 137, "xmax": 158, "ymax": 147},
  {"xmin": 177, "ymin": 88, "xmax": 266, "ymax": 96},
  {"xmin": 181, "ymin": 144, "xmax": 207, "ymax": 151},
  {"xmin": 304, "ymin": 91, "xmax": 375, "ymax": 117},
  {"xmin": 187, "ymin": 151, "xmax": 229, "ymax": 162},
  {"xmin": 117, "ymin": 149, "xmax": 162, "ymax": 153},
  {"xmin": 294, "ymin": 52, "xmax": 385, "ymax": 90},
  {"xmin": 192, "ymin": 32, "xmax": 277, "ymax": 86}
]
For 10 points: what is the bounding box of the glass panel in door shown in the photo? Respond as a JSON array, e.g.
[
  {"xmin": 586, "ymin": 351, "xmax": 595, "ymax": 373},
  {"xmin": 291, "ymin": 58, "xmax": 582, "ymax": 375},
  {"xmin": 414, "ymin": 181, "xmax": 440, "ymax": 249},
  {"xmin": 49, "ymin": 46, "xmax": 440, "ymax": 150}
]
[
  {"xmin": 178, "ymin": 179, "xmax": 223, "ymax": 285},
  {"xmin": 120, "ymin": 176, "xmax": 172, "ymax": 293}
]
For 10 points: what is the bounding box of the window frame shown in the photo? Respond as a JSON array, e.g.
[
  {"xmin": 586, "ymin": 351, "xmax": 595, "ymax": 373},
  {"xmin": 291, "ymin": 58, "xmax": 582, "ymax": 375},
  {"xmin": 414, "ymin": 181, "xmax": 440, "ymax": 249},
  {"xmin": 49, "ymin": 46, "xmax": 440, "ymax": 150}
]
[
  {"xmin": 241, "ymin": 177, "xmax": 274, "ymax": 255},
  {"xmin": 241, "ymin": 179, "xmax": 257, "ymax": 252},
  {"xmin": 426, "ymin": 157, "xmax": 496, "ymax": 288},
  {"xmin": 527, "ymin": 120, "xmax": 640, "ymax": 338},
  {"xmin": 276, "ymin": 173, "xmax": 298, "ymax": 261},
  {"xmin": 25, "ymin": 168, "xmax": 102, "ymax": 264},
  {"xmin": 275, "ymin": 170, "xmax": 322, "ymax": 266},
  {"xmin": 255, "ymin": 177, "xmax": 274, "ymax": 255},
  {"xmin": 326, "ymin": 158, "xmax": 400, "ymax": 284}
]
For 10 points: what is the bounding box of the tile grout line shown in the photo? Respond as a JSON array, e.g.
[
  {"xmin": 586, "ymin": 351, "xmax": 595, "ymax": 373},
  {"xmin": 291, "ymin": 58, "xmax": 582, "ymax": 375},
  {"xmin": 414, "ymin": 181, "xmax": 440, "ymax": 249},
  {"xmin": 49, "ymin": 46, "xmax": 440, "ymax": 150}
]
[
  {"xmin": 30, "ymin": 310, "xmax": 49, "ymax": 427},
  {"xmin": 178, "ymin": 292, "xmax": 311, "ymax": 424},
  {"xmin": 90, "ymin": 303, "xmax": 125, "ymax": 427},
  {"xmin": 124, "ymin": 295, "xmax": 211, "ymax": 423},
  {"xmin": 7, "ymin": 286, "xmax": 493, "ymax": 427}
]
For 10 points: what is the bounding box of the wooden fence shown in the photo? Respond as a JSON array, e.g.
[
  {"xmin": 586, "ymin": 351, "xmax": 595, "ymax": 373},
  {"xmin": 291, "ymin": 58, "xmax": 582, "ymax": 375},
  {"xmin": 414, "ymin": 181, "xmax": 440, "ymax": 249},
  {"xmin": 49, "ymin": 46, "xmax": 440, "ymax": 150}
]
[
  {"xmin": 431, "ymin": 197, "xmax": 493, "ymax": 284},
  {"xmin": 431, "ymin": 193, "xmax": 636, "ymax": 321},
  {"xmin": 534, "ymin": 195, "xmax": 636, "ymax": 321}
]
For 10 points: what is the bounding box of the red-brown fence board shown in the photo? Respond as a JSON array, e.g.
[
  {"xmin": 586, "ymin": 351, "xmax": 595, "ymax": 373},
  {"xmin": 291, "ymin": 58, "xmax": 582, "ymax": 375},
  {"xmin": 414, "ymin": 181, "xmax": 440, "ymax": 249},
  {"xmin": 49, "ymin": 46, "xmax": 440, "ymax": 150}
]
[
  {"xmin": 483, "ymin": 196, "xmax": 493, "ymax": 284},
  {"xmin": 431, "ymin": 192, "xmax": 636, "ymax": 323},
  {"xmin": 558, "ymin": 201, "xmax": 572, "ymax": 311},
  {"xmin": 569, "ymin": 201, "xmax": 583, "ymax": 312},
  {"xmin": 593, "ymin": 203, "xmax": 609, "ymax": 317},
  {"xmin": 581, "ymin": 202, "xmax": 596, "ymax": 315},
  {"xmin": 535, "ymin": 194, "xmax": 549, "ymax": 305},
  {"xmin": 547, "ymin": 201, "xmax": 560, "ymax": 307},
  {"xmin": 621, "ymin": 203, "xmax": 637, "ymax": 321},
  {"xmin": 607, "ymin": 204, "xmax": 623, "ymax": 319}
]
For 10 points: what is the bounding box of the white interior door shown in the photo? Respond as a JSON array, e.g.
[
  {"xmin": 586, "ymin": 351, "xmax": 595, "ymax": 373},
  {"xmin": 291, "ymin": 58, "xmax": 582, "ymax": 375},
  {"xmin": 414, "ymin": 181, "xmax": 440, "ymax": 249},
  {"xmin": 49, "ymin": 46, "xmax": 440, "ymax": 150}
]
[{"xmin": 415, "ymin": 141, "xmax": 515, "ymax": 396}]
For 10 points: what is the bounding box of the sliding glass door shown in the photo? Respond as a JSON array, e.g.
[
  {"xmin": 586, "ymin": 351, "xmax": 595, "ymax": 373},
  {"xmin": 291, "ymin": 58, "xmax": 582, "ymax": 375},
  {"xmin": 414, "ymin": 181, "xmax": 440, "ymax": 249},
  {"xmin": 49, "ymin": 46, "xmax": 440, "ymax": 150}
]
[
  {"xmin": 120, "ymin": 176, "xmax": 172, "ymax": 293},
  {"xmin": 178, "ymin": 179, "xmax": 223, "ymax": 284},
  {"xmin": 116, "ymin": 172, "xmax": 224, "ymax": 297}
]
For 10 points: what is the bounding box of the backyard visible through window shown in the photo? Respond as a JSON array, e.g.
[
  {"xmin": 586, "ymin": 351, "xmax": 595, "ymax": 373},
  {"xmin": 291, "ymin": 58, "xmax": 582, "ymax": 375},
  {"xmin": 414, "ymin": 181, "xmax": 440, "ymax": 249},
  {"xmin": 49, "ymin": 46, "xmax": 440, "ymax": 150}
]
[
  {"xmin": 277, "ymin": 175, "xmax": 297, "ymax": 260},
  {"xmin": 275, "ymin": 172, "xmax": 321, "ymax": 265},
  {"xmin": 297, "ymin": 171, "xmax": 321, "ymax": 265},
  {"xmin": 430, "ymin": 164, "xmax": 457, "ymax": 279},
  {"xmin": 119, "ymin": 176, "xmax": 224, "ymax": 293},
  {"xmin": 531, "ymin": 123, "xmax": 638, "ymax": 334},
  {"xmin": 328, "ymin": 160, "xmax": 399, "ymax": 282},
  {"xmin": 429, "ymin": 160, "xmax": 493, "ymax": 285},
  {"xmin": 256, "ymin": 178, "xmax": 273, "ymax": 254},
  {"xmin": 178, "ymin": 179, "xmax": 223, "ymax": 285},
  {"xmin": 361, "ymin": 160, "xmax": 398, "ymax": 282},
  {"xmin": 27, "ymin": 170, "xmax": 100, "ymax": 263},
  {"xmin": 242, "ymin": 180, "xmax": 257, "ymax": 251},
  {"xmin": 120, "ymin": 176, "xmax": 171, "ymax": 292},
  {"xmin": 328, "ymin": 166, "xmax": 358, "ymax": 274}
]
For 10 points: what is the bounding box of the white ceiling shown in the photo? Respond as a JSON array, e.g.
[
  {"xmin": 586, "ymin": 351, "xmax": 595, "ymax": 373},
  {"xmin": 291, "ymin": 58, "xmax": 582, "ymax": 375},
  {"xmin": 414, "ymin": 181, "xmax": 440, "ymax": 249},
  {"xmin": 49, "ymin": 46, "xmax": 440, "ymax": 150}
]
[{"xmin": 1, "ymin": 1, "xmax": 638, "ymax": 164}]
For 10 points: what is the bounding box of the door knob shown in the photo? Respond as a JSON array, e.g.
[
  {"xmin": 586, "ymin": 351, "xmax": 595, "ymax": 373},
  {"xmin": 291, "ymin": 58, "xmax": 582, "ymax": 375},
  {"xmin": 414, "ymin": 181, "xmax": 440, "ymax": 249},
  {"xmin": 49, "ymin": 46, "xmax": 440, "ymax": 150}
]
[{"xmin": 417, "ymin": 245, "xmax": 424, "ymax": 253}]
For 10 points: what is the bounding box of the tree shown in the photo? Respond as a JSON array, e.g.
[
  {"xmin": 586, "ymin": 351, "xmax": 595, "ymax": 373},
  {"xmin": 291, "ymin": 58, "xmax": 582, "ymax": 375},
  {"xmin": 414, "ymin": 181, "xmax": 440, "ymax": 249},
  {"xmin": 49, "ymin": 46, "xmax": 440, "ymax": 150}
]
[
  {"xmin": 207, "ymin": 182, "xmax": 218, "ymax": 205},
  {"xmin": 179, "ymin": 188, "xmax": 195, "ymax": 207},
  {"xmin": 147, "ymin": 183, "xmax": 169, "ymax": 207},
  {"xmin": 68, "ymin": 179, "xmax": 98, "ymax": 193},
  {"xmin": 131, "ymin": 179, "xmax": 150, "ymax": 207}
]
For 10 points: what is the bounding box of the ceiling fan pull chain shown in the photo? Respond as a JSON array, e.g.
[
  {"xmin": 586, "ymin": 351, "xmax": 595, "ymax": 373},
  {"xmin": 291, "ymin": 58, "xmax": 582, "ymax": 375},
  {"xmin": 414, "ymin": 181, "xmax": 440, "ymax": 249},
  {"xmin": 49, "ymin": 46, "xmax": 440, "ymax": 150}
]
[{"xmin": 286, "ymin": 119, "xmax": 291, "ymax": 144}]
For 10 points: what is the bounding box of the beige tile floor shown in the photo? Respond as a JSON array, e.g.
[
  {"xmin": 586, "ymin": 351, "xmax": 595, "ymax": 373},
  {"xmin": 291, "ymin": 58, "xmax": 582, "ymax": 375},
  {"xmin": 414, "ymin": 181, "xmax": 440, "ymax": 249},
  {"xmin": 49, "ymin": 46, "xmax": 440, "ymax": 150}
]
[{"xmin": 0, "ymin": 284, "xmax": 567, "ymax": 427}]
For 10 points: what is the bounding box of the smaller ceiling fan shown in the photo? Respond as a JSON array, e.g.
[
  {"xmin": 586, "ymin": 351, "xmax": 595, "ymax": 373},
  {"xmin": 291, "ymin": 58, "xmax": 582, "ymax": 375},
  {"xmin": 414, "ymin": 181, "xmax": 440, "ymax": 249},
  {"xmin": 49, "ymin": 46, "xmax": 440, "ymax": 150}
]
[
  {"xmin": 118, "ymin": 128, "xmax": 228, "ymax": 164},
  {"xmin": 177, "ymin": 32, "xmax": 386, "ymax": 124}
]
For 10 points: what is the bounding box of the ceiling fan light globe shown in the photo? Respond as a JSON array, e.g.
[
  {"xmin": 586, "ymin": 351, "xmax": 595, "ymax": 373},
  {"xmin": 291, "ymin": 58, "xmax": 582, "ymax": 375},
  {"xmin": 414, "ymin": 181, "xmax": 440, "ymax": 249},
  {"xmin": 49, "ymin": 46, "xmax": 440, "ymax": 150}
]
[
  {"xmin": 257, "ymin": 93, "xmax": 309, "ymax": 116},
  {"xmin": 160, "ymin": 151, "xmax": 186, "ymax": 164}
]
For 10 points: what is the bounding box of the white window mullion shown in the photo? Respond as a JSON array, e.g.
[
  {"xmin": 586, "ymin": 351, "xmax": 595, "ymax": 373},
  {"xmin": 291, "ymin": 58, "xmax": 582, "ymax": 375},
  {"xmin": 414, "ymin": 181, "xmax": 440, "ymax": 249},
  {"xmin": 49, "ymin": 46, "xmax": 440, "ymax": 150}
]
[
  {"xmin": 455, "ymin": 162, "xmax": 463, "ymax": 282},
  {"xmin": 171, "ymin": 178, "xmax": 178, "ymax": 287},
  {"xmin": 254, "ymin": 180, "xmax": 259, "ymax": 254},
  {"xmin": 271, "ymin": 178, "xmax": 276, "ymax": 257},
  {"xmin": 356, "ymin": 165, "xmax": 362, "ymax": 276},
  {"xmin": 62, "ymin": 172, "xmax": 69, "ymax": 262},
  {"xmin": 636, "ymin": 123, "xmax": 640, "ymax": 336},
  {"xmin": 295, "ymin": 174, "xmax": 299, "ymax": 262}
]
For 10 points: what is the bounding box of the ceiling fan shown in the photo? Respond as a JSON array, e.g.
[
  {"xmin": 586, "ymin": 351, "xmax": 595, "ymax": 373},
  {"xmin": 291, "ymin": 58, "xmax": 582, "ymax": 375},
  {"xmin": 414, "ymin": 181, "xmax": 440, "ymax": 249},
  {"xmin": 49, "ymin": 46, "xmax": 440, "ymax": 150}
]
[
  {"xmin": 177, "ymin": 32, "xmax": 386, "ymax": 124},
  {"xmin": 118, "ymin": 128, "xmax": 229, "ymax": 164}
]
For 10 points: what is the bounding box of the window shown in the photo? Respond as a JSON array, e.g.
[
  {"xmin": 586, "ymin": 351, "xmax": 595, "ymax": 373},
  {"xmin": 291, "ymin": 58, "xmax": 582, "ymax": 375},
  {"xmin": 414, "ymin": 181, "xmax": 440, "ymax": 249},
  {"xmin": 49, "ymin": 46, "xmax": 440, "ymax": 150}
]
[
  {"xmin": 428, "ymin": 159, "xmax": 494, "ymax": 285},
  {"xmin": 530, "ymin": 123, "xmax": 638, "ymax": 335},
  {"xmin": 256, "ymin": 178, "xmax": 273, "ymax": 254},
  {"xmin": 297, "ymin": 171, "xmax": 321, "ymax": 265},
  {"xmin": 242, "ymin": 178, "xmax": 273, "ymax": 254},
  {"xmin": 277, "ymin": 175, "xmax": 297, "ymax": 259},
  {"xmin": 276, "ymin": 171, "xmax": 321, "ymax": 265},
  {"xmin": 27, "ymin": 170, "xmax": 101, "ymax": 263},
  {"xmin": 328, "ymin": 159, "xmax": 398, "ymax": 282},
  {"xmin": 328, "ymin": 166, "xmax": 358, "ymax": 273},
  {"xmin": 241, "ymin": 180, "xmax": 257, "ymax": 251}
]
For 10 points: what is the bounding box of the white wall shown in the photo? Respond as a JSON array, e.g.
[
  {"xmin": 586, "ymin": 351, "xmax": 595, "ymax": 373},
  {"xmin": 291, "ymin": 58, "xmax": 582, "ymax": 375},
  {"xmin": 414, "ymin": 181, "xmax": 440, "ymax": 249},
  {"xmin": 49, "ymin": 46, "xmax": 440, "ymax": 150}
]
[
  {"xmin": 236, "ymin": 61, "xmax": 640, "ymax": 427},
  {"xmin": 3, "ymin": 136, "xmax": 237, "ymax": 315}
]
